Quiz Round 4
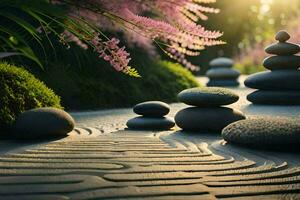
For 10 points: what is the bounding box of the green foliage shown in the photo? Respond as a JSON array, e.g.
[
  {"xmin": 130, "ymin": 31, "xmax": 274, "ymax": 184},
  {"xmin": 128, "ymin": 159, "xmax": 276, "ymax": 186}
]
[
  {"xmin": 0, "ymin": 0, "xmax": 66, "ymax": 67},
  {"xmin": 0, "ymin": 62, "xmax": 62, "ymax": 131},
  {"xmin": 37, "ymin": 58, "xmax": 199, "ymax": 110},
  {"xmin": 126, "ymin": 66, "xmax": 141, "ymax": 78},
  {"xmin": 234, "ymin": 60, "xmax": 265, "ymax": 75},
  {"xmin": 0, "ymin": 0, "xmax": 103, "ymax": 70}
]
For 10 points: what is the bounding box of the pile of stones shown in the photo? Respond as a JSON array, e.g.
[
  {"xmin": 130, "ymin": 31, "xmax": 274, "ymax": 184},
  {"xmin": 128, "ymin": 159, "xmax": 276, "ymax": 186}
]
[
  {"xmin": 206, "ymin": 57, "xmax": 240, "ymax": 87},
  {"xmin": 127, "ymin": 101, "xmax": 175, "ymax": 130},
  {"xmin": 175, "ymin": 87, "xmax": 245, "ymax": 132},
  {"xmin": 245, "ymin": 30, "xmax": 300, "ymax": 105}
]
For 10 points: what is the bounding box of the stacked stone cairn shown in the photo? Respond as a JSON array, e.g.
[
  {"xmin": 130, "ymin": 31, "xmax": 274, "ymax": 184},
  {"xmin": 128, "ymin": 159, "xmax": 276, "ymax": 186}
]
[
  {"xmin": 174, "ymin": 87, "xmax": 246, "ymax": 132},
  {"xmin": 127, "ymin": 101, "xmax": 175, "ymax": 130},
  {"xmin": 245, "ymin": 30, "xmax": 300, "ymax": 105},
  {"xmin": 206, "ymin": 57, "xmax": 240, "ymax": 87}
]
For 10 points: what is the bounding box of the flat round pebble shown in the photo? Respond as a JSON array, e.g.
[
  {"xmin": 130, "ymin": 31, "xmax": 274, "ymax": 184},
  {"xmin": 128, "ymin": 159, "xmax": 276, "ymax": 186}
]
[
  {"xmin": 133, "ymin": 101, "xmax": 170, "ymax": 117},
  {"xmin": 207, "ymin": 79, "xmax": 239, "ymax": 87},
  {"xmin": 206, "ymin": 68, "xmax": 240, "ymax": 79},
  {"xmin": 126, "ymin": 117, "xmax": 175, "ymax": 130},
  {"xmin": 275, "ymin": 30, "xmax": 291, "ymax": 42},
  {"xmin": 247, "ymin": 90, "xmax": 300, "ymax": 105},
  {"xmin": 178, "ymin": 87, "xmax": 239, "ymax": 107},
  {"xmin": 209, "ymin": 57, "xmax": 234, "ymax": 68},
  {"xmin": 13, "ymin": 107, "xmax": 75, "ymax": 139},
  {"xmin": 263, "ymin": 55, "xmax": 300, "ymax": 70},
  {"xmin": 175, "ymin": 107, "xmax": 245, "ymax": 132},
  {"xmin": 244, "ymin": 70, "xmax": 300, "ymax": 90},
  {"xmin": 222, "ymin": 118, "xmax": 300, "ymax": 149},
  {"xmin": 265, "ymin": 42, "xmax": 300, "ymax": 55}
]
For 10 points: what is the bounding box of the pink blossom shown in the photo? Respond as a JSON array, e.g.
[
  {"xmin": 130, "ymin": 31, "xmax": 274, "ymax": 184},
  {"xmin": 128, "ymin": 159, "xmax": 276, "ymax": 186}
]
[
  {"xmin": 91, "ymin": 36, "xmax": 131, "ymax": 72},
  {"xmin": 54, "ymin": 0, "xmax": 222, "ymax": 72}
]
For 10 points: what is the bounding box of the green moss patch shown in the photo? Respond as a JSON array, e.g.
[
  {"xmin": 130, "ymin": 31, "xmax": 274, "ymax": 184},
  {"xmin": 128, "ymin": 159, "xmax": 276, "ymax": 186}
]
[{"xmin": 0, "ymin": 62, "xmax": 62, "ymax": 131}]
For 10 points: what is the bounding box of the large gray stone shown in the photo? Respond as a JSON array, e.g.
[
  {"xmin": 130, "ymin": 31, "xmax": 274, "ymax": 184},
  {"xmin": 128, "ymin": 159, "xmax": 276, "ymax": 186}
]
[
  {"xmin": 178, "ymin": 87, "xmax": 239, "ymax": 107},
  {"xmin": 133, "ymin": 101, "xmax": 170, "ymax": 117},
  {"xmin": 244, "ymin": 70, "xmax": 300, "ymax": 90},
  {"xmin": 247, "ymin": 90, "xmax": 300, "ymax": 105},
  {"xmin": 222, "ymin": 118, "xmax": 300, "ymax": 148},
  {"xmin": 263, "ymin": 55, "xmax": 300, "ymax": 70},
  {"xmin": 206, "ymin": 68, "xmax": 240, "ymax": 79},
  {"xmin": 175, "ymin": 107, "xmax": 245, "ymax": 132},
  {"xmin": 275, "ymin": 30, "xmax": 291, "ymax": 42},
  {"xmin": 126, "ymin": 117, "xmax": 175, "ymax": 130},
  {"xmin": 207, "ymin": 79, "xmax": 239, "ymax": 87},
  {"xmin": 13, "ymin": 107, "xmax": 75, "ymax": 139},
  {"xmin": 265, "ymin": 42, "xmax": 300, "ymax": 55},
  {"xmin": 209, "ymin": 57, "xmax": 234, "ymax": 68}
]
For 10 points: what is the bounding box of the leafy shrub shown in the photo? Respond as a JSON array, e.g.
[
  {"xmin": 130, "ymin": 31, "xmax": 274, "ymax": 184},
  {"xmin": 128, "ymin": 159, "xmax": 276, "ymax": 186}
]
[
  {"xmin": 38, "ymin": 60, "xmax": 199, "ymax": 110},
  {"xmin": 0, "ymin": 62, "xmax": 62, "ymax": 131}
]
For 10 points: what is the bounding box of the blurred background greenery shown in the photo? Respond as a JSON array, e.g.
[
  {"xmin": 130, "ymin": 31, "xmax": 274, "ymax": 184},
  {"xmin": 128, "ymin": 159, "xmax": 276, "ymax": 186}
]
[{"xmin": 193, "ymin": 0, "xmax": 300, "ymax": 74}]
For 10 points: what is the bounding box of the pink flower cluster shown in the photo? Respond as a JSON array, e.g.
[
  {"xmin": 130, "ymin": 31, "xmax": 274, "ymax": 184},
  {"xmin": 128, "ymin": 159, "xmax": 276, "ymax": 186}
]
[
  {"xmin": 54, "ymin": 0, "xmax": 222, "ymax": 72},
  {"xmin": 91, "ymin": 37, "xmax": 131, "ymax": 72},
  {"xmin": 167, "ymin": 48, "xmax": 199, "ymax": 71}
]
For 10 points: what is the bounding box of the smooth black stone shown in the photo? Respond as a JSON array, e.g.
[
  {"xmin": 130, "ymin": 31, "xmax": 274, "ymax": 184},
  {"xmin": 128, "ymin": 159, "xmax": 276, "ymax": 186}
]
[
  {"xmin": 175, "ymin": 107, "xmax": 245, "ymax": 132},
  {"xmin": 222, "ymin": 118, "xmax": 300, "ymax": 149},
  {"xmin": 275, "ymin": 30, "xmax": 290, "ymax": 42},
  {"xmin": 207, "ymin": 79, "xmax": 239, "ymax": 87},
  {"xmin": 247, "ymin": 90, "xmax": 300, "ymax": 105},
  {"xmin": 133, "ymin": 101, "xmax": 170, "ymax": 117},
  {"xmin": 265, "ymin": 42, "xmax": 300, "ymax": 55},
  {"xmin": 209, "ymin": 57, "xmax": 234, "ymax": 68},
  {"xmin": 178, "ymin": 87, "xmax": 239, "ymax": 107},
  {"xmin": 13, "ymin": 108, "xmax": 75, "ymax": 139},
  {"xmin": 263, "ymin": 55, "xmax": 300, "ymax": 70},
  {"xmin": 244, "ymin": 70, "xmax": 300, "ymax": 90},
  {"xmin": 206, "ymin": 68, "xmax": 240, "ymax": 79},
  {"xmin": 126, "ymin": 117, "xmax": 175, "ymax": 130}
]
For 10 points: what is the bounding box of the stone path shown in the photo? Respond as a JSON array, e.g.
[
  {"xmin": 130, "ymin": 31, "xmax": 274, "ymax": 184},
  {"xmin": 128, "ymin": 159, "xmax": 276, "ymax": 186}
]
[{"xmin": 0, "ymin": 76, "xmax": 300, "ymax": 199}]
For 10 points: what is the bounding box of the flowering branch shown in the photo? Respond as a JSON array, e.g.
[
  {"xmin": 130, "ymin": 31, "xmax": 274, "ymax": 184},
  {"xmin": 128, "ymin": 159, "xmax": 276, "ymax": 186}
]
[{"xmin": 53, "ymin": 0, "xmax": 223, "ymax": 73}]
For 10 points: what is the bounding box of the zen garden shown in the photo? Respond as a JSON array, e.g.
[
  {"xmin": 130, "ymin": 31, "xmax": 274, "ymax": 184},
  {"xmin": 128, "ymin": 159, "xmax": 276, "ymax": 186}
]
[{"xmin": 1, "ymin": 0, "xmax": 300, "ymax": 199}]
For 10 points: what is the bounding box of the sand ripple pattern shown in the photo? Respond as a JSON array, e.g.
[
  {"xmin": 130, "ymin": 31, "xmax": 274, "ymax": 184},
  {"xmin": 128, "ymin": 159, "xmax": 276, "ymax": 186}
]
[{"xmin": 0, "ymin": 128, "xmax": 299, "ymax": 199}]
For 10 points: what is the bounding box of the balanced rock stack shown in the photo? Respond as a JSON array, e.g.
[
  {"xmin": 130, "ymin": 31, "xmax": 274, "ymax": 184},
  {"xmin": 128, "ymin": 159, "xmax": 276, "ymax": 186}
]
[
  {"xmin": 245, "ymin": 30, "xmax": 300, "ymax": 105},
  {"xmin": 206, "ymin": 57, "xmax": 240, "ymax": 87},
  {"xmin": 175, "ymin": 87, "xmax": 246, "ymax": 132},
  {"xmin": 127, "ymin": 101, "xmax": 175, "ymax": 130}
]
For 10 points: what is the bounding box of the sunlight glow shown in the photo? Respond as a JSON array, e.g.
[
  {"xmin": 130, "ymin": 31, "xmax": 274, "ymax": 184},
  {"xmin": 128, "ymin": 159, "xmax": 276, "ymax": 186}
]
[{"xmin": 260, "ymin": 0, "xmax": 273, "ymax": 14}]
